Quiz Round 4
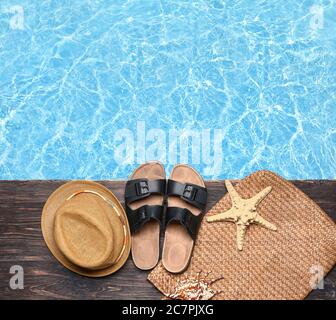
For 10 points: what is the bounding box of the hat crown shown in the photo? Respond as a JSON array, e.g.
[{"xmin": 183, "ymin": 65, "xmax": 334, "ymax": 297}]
[{"xmin": 54, "ymin": 193, "xmax": 120, "ymax": 270}]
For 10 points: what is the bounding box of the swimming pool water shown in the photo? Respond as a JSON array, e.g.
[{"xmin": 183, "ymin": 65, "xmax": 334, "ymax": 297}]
[{"xmin": 0, "ymin": 0, "xmax": 335, "ymax": 180}]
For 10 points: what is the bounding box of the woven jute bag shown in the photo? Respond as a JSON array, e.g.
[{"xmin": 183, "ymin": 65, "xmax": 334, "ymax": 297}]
[{"xmin": 148, "ymin": 170, "xmax": 336, "ymax": 299}]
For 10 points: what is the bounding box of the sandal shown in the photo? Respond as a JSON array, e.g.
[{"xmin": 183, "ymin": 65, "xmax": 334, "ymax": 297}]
[
  {"xmin": 125, "ymin": 161, "xmax": 166, "ymax": 270},
  {"xmin": 162, "ymin": 164, "xmax": 207, "ymax": 273}
]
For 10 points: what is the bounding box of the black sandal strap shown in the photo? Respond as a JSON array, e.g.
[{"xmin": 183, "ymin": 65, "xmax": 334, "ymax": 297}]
[
  {"xmin": 165, "ymin": 207, "xmax": 202, "ymax": 240},
  {"xmin": 167, "ymin": 179, "xmax": 207, "ymax": 210},
  {"xmin": 125, "ymin": 179, "xmax": 166, "ymax": 204},
  {"xmin": 126, "ymin": 205, "xmax": 163, "ymax": 234}
]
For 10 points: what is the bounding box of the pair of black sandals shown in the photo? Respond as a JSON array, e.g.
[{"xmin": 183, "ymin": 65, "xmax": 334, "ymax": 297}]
[{"xmin": 124, "ymin": 162, "xmax": 207, "ymax": 273}]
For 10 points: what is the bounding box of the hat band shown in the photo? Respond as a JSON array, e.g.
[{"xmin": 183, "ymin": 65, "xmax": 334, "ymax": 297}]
[{"xmin": 66, "ymin": 190, "xmax": 128, "ymax": 267}]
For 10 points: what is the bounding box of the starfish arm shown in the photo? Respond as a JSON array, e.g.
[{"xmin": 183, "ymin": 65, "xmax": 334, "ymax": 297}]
[
  {"xmin": 225, "ymin": 180, "xmax": 241, "ymax": 206},
  {"xmin": 254, "ymin": 214, "xmax": 277, "ymax": 231},
  {"xmin": 206, "ymin": 208, "xmax": 236, "ymax": 223},
  {"xmin": 250, "ymin": 186, "xmax": 272, "ymax": 207},
  {"xmin": 236, "ymin": 224, "xmax": 247, "ymax": 251}
]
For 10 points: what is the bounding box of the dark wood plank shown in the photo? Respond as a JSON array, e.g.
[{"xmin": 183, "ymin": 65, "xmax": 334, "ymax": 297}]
[{"xmin": 0, "ymin": 180, "xmax": 335, "ymax": 300}]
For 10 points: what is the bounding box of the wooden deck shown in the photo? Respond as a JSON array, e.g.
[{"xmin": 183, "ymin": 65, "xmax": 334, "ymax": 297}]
[{"xmin": 0, "ymin": 180, "xmax": 335, "ymax": 300}]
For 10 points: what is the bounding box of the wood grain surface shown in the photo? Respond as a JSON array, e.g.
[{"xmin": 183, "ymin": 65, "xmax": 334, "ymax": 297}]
[{"xmin": 0, "ymin": 180, "xmax": 335, "ymax": 300}]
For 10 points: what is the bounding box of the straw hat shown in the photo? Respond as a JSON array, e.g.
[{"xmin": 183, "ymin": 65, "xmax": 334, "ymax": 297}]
[{"xmin": 41, "ymin": 181, "xmax": 131, "ymax": 277}]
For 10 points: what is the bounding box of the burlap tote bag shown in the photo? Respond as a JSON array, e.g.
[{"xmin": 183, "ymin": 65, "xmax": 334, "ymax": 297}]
[{"xmin": 148, "ymin": 170, "xmax": 336, "ymax": 299}]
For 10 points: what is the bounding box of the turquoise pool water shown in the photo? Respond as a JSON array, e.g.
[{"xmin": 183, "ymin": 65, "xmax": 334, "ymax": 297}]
[{"xmin": 0, "ymin": 1, "xmax": 335, "ymax": 180}]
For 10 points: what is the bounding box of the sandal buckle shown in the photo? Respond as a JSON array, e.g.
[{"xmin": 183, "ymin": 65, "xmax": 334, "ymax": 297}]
[
  {"xmin": 182, "ymin": 185, "xmax": 197, "ymax": 201},
  {"xmin": 135, "ymin": 181, "xmax": 149, "ymax": 196},
  {"xmin": 138, "ymin": 206, "xmax": 147, "ymax": 220}
]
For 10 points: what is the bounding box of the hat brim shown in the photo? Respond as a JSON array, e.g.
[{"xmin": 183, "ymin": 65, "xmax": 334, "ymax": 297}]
[{"xmin": 41, "ymin": 180, "xmax": 131, "ymax": 277}]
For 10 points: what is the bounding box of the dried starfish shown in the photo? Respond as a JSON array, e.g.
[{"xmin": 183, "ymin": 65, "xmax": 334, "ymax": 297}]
[
  {"xmin": 207, "ymin": 180, "xmax": 277, "ymax": 251},
  {"xmin": 165, "ymin": 271, "xmax": 223, "ymax": 300}
]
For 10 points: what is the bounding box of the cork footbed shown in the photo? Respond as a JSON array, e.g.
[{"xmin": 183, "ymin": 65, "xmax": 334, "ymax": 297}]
[
  {"xmin": 129, "ymin": 161, "xmax": 165, "ymax": 270},
  {"xmin": 162, "ymin": 164, "xmax": 205, "ymax": 274}
]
